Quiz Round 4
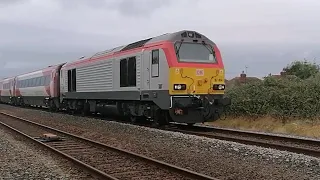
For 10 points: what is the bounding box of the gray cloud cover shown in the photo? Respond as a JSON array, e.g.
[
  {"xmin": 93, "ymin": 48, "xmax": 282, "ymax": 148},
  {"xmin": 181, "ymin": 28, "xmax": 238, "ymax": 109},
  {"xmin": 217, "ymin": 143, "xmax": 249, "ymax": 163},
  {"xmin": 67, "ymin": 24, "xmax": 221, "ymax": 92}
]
[{"xmin": 0, "ymin": 0, "xmax": 320, "ymax": 79}]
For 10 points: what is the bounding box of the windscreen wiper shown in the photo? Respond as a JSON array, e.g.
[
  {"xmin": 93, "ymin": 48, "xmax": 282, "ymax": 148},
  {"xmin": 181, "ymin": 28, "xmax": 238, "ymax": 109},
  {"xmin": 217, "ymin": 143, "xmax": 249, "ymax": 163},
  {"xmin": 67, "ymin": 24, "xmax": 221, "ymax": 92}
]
[
  {"xmin": 202, "ymin": 41, "xmax": 215, "ymax": 57},
  {"xmin": 175, "ymin": 39, "xmax": 184, "ymax": 58}
]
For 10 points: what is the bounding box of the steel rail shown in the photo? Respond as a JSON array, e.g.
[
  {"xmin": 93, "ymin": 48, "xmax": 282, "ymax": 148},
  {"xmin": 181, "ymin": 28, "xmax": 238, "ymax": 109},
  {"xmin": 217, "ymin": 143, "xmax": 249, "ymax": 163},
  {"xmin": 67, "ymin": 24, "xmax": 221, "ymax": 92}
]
[
  {"xmin": 0, "ymin": 112, "xmax": 218, "ymax": 180},
  {"xmin": 0, "ymin": 119, "xmax": 116, "ymax": 180},
  {"xmin": 168, "ymin": 124, "xmax": 320, "ymax": 157}
]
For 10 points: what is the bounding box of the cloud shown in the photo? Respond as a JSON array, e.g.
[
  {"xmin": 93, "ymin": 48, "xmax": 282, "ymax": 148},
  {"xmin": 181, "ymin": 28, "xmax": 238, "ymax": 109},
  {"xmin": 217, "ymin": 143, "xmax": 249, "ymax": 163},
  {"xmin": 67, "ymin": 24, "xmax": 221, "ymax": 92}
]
[
  {"xmin": 0, "ymin": 0, "xmax": 320, "ymax": 79},
  {"xmin": 0, "ymin": 0, "xmax": 27, "ymax": 5},
  {"xmin": 111, "ymin": 0, "xmax": 173, "ymax": 16}
]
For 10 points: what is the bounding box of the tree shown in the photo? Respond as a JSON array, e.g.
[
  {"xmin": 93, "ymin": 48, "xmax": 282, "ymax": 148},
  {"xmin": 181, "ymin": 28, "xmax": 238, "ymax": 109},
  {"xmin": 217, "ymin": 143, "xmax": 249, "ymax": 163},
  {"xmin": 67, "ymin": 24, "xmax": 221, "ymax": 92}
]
[{"xmin": 282, "ymin": 60, "xmax": 320, "ymax": 80}]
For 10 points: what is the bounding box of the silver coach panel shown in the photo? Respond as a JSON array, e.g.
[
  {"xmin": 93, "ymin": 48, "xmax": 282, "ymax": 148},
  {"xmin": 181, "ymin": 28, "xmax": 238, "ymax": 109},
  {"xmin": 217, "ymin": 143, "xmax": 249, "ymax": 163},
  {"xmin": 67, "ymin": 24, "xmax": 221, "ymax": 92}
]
[
  {"xmin": 76, "ymin": 60, "xmax": 113, "ymax": 92},
  {"xmin": 16, "ymin": 70, "xmax": 49, "ymax": 97},
  {"xmin": 63, "ymin": 51, "xmax": 143, "ymax": 94}
]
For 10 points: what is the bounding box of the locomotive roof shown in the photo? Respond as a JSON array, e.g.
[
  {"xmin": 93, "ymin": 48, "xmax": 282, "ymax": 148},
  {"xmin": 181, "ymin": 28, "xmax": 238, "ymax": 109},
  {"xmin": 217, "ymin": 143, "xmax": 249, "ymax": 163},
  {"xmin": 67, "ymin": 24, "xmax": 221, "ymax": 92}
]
[{"xmin": 71, "ymin": 30, "xmax": 215, "ymax": 62}]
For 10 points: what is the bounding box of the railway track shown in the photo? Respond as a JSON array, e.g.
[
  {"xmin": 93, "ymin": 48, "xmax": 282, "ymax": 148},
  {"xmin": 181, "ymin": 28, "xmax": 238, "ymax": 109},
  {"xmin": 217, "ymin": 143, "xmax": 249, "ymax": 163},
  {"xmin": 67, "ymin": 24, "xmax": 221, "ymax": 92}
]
[
  {"xmin": 2, "ymin": 104, "xmax": 319, "ymax": 161},
  {"xmin": 166, "ymin": 123, "xmax": 320, "ymax": 158},
  {"xmin": 0, "ymin": 112, "xmax": 218, "ymax": 180}
]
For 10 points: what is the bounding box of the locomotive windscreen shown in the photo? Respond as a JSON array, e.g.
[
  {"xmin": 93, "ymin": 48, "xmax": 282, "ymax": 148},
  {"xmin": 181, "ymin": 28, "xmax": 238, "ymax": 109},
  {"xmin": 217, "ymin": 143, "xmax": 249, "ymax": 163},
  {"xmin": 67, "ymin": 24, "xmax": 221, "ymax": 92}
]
[{"xmin": 175, "ymin": 42, "xmax": 217, "ymax": 63}]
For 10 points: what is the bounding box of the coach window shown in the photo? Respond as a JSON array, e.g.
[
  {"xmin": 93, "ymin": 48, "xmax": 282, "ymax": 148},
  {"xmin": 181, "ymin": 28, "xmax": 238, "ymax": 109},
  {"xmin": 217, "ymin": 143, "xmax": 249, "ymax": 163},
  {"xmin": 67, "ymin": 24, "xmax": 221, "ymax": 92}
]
[
  {"xmin": 120, "ymin": 58, "xmax": 128, "ymax": 87},
  {"xmin": 128, "ymin": 57, "xmax": 136, "ymax": 86},
  {"xmin": 40, "ymin": 76, "xmax": 45, "ymax": 86},
  {"xmin": 32, "ymin": 78, "xmax": 37, "ymax": 87},
  {"xmin": 151, "ymin": 49, "xmax": 159, "ymax": 77},
  {"xmin": 36, "ymin": 77, "xmax": 41, "ymax": 86}
]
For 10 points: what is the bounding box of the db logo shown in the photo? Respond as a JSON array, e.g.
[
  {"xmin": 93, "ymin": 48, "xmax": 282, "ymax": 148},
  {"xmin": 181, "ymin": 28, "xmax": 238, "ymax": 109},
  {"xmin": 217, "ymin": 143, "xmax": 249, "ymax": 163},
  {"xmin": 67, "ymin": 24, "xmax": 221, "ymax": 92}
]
[{"xmin": 196, "ymin": 69, "xmax": 204, "ymax": 76}]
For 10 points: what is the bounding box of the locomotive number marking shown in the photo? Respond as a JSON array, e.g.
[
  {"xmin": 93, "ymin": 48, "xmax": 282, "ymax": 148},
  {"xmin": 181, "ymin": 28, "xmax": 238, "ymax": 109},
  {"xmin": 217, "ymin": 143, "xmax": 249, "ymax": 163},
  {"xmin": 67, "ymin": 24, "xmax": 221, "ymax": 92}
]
[{"xmin": 196, "ymin": 69, "xmax": 204, "ymax": 76}]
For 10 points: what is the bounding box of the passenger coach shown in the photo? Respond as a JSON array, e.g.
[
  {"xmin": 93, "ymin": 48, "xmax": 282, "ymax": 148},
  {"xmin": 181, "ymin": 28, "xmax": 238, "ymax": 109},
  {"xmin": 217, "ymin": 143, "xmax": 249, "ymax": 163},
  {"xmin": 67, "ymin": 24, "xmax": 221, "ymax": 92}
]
[
  {"xmin": 14, "ymin": 63, "xmax": 65, "ymax": 110},
  {"xmin": 0, "ymin": 77, "xmax": 16, "ymax": 104}
]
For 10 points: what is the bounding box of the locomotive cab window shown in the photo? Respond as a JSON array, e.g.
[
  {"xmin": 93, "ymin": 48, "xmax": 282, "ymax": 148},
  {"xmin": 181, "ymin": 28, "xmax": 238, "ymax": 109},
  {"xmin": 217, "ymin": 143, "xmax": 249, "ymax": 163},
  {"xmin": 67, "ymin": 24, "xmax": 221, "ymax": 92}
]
[
  {"xmin": 151, "ymin": 49, "xmax": 159, "ymax": 77},
  {"xmin": 120, "ymin": 56, "xmax": 136, "ymax": 87},
  {"xmin": 175, "ymin": 42, "xmax": 217, "ymax": 63}
]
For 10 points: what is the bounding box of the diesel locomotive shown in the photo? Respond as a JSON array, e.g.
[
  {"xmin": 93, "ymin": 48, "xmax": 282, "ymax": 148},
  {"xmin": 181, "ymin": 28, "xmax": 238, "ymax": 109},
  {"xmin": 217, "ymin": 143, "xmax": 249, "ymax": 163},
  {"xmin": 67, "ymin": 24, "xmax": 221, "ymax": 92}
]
[{"xmin": 0, "ymin": 30, "xmax": 231, "ymax": 126}]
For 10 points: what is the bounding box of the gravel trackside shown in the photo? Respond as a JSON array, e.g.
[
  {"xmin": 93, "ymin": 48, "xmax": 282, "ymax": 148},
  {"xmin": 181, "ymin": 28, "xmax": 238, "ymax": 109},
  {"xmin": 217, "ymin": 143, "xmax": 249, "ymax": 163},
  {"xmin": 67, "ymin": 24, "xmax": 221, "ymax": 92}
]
[
  {"xmin": 0, "ymin": 127, "xmax": 95, "ymax": 180},
  {"xmin": 1, "ymin": 104, "xmax": 320, "ymax": 180}
]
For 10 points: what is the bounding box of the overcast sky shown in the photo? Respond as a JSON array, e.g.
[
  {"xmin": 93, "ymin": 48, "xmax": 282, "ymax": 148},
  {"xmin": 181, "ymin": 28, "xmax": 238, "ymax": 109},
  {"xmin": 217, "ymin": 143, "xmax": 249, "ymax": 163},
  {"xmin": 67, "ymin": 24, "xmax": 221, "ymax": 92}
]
[{"xmin": 1, "ymin": 0, "xmax": 320, "ymax": 79}]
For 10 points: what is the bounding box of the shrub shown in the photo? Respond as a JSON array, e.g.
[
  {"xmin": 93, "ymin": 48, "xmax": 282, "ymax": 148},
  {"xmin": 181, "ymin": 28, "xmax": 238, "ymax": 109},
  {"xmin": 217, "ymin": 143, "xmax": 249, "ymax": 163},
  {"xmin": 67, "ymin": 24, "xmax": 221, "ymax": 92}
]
[
  {"xmin": 225, "ymin": 73, "xmax": 320, "ymax": 119},
  {"xmin": 283, "ymin": 60, "xmax": 320, "ymax": 80}
]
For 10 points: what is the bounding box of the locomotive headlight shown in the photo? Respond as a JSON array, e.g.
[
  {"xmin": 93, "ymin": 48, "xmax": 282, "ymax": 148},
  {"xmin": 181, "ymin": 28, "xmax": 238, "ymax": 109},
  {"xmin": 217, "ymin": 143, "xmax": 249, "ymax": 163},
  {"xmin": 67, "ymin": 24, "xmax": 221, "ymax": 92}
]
[
  {"xmin": 173, "ymin": 84, "xmax": 187, "ymax": 90},
  {"xmin": 213, "ymin": 84, "xmax": 225, "ymax": 90}
]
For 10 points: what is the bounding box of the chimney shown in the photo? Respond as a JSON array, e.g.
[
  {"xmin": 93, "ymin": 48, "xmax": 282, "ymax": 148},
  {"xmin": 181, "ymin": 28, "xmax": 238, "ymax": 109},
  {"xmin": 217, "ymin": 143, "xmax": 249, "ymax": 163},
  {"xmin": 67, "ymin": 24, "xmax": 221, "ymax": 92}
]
[{"xmin": 240, "ymin": 71, "xmax": 246, "ymax": 83}]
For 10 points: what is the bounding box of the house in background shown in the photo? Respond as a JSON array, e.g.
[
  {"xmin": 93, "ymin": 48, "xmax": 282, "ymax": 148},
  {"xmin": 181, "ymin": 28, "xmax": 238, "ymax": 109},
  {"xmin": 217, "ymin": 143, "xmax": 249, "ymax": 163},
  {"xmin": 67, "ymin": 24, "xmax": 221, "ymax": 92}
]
[
  {"xmin": 225, "ymin": 71, "xmax": 261, "ymax": 89},
  {"xmin": 225, "ymin": 70, "xmax": 298, "ymax": 89}
]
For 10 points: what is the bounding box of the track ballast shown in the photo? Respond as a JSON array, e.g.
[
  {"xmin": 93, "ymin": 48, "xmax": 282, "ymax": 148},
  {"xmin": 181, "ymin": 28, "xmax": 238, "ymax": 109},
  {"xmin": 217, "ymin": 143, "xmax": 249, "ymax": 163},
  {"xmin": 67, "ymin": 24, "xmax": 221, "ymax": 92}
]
[{"xmin": 0, "ymin": 112, "xmax": 218, "ymax": 180}]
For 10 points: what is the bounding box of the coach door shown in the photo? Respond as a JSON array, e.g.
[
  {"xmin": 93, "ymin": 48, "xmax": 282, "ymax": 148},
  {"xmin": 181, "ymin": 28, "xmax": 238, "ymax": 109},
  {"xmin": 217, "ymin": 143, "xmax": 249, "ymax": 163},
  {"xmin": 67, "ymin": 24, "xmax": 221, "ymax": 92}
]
[{"xmin": 151, "ymin": 49, "xmax": 159, "ymax": 78}]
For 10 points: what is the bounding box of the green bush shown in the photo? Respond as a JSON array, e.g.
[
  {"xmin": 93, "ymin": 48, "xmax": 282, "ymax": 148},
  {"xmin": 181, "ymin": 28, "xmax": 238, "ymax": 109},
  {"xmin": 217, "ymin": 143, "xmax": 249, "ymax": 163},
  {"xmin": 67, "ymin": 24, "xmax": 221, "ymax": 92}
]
[
  {"xmin": 283, "ymin": 60, "xmax": 320, "ymax": 80},
  {"xmin": 225, "ymin": 73, "xmax": 320, "ymax": 119}
]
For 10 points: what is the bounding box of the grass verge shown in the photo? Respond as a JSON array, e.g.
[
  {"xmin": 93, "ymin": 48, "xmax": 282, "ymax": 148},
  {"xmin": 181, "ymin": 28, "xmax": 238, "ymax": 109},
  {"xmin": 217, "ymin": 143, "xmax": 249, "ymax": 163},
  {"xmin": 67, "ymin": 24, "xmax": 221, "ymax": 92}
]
[{"xmin": 205, "ymin": 116, "xmax": 320, "ymax": 139}]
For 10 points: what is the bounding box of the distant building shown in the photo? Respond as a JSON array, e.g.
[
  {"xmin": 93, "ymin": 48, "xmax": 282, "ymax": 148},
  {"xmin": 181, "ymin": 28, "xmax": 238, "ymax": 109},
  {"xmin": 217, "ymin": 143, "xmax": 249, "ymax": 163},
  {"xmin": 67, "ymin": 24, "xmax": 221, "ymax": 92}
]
[
  {"xmin": 267, "ymin": 71, "xmax": 297, "ymax": 79},
  {"xmin": 225, "ymin": 71, "xmax": 261, "ymax": 89}
]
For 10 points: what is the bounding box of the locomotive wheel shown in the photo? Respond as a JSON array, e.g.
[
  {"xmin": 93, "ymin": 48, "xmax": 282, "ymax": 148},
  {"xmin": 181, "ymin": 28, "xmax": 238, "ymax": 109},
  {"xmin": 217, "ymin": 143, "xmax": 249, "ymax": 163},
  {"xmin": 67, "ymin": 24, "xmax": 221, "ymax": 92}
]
[
  {"xmin": 152, "ymin": 110, "xmax": 169, "ymax": 127},
  {"xmin": 130, "ymin": 116, "xmax": 137, "ymax": 123},
  {"xmin": 49, "ymin": 100, "xmax": 57, "ymax": 112},
  {"xmin": 81, "ymin": 102, "xmax": 90, "ymax": 116},
  {"xmin": 130, "ymin": 115, "xmax": 146, "ymax": 124}
]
